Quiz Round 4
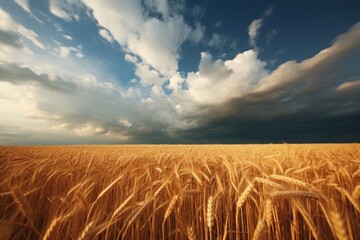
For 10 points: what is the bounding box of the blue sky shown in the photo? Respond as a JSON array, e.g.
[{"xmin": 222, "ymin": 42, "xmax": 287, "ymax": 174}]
[{"xmin": 0, "ymin": 0, "xmax": 360, "ymax": 144}]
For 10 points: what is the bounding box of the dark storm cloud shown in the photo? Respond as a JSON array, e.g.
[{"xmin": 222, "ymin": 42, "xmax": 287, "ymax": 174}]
[
  {"xmin": 0, "ymin": 29, "xmax": 23, "ymax": 48},
  {"xmin": 175, "ymin": 23, "xmax": 360, "ymax": 143},
  {"xmin": 0, "ymin": 61, "xmax": 77, "ymax": 93}
]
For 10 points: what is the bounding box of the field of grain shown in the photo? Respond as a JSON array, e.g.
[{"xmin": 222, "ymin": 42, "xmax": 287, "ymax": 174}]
[{"xmin": 0, "ymin": 144, "xmax": 359, "ymax": 239}]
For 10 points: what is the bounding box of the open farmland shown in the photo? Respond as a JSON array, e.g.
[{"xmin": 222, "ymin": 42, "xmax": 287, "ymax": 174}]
[{"xmin": 0, "ymin": 144, "xmax": 359, "ymax": 239}]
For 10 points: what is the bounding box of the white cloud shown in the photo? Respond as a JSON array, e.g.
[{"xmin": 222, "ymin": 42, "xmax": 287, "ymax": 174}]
[
  {"xmin": 141, "ymin": 97, "xmax": 154, "ymax": 104},
  {"xmin": 189, "ymin": 22, "xmax": 205, "ymax": 43},
  {"xmin": 63, "ymin": 34, "xmax": 72, "ymax": 40},
  {"xmin": 120, "ymin": 119, "xmax": 132, "ymax": 128},
  {"xmin": 49, "ymin": 2, "xmax": 72, "ymax": 21},
  {"xmin": 74, "ymin": 123, "xmax": 98, "ymax": 136},
  {"xmin": 144, "ymin": 0, "xmax": 169, "ymax": 18},
  {"xmin": 14, "ymin": 0, "xmax": 30, "ymax": 13},
  {"xmin": 126, "ymin": 16, "xmax": 192, "ymax": 76},
  {"xmin": 82, "ymin": 0, "xmax": 205, "ymax": 77},
  {"xmin": 57, "ymin": 45, "xmax": 84, "ymax": 58},
  {"xmin": 256, "ymin": 22, "xmax": 360, "ymax": 93},
  {"xmin": 58, "ymin": 46, "xmax": 70, "ymax": 58},
  {"xmin": 124, "ymin": 54, "xmax": 139, "ymax": 64},
  {"xmin": 185, "ymin": 50, "xmax": 268, "ymax": 104},
  {"xmin": 55, "ymin": 23, "xmax": 63, "ymax": 32},
  {"xmin": 248, "ymin": 19, "xmax": 263, "ymax": 48},
  {"xmin": 175, "ymin": 104, "xmax": 182, "ymax": 113},
  {"xmin": 0, "ymin": 9, "xmax": 45, "ymax": 50},
  {"xmin": 248, "ymin": 7, "xmax": 274, "ymax": 48},
  {"xmin": 135, "ymin": 62, "xmax": 164, "ymax": 86},
  {"xmin": 167, "ymin": 73, "xmax": 184, "ymax": 93},
  {"xmin": 208, "ymin": 33, "xmax": 222, "ymax": 47},
  {"xmin": 99, "ymin": 28, "xmax": 114, "ymax": 43},
  {"xmin": 49, "ymin": 0, "xmax": 83, "ymax": 22},
  {"xmin": 75, "ymin": 52, "xmax": 84, "ymax": 58},
  {"xmin": 151, "ymin": 85, "xmax": 164, "ymax": 96}
]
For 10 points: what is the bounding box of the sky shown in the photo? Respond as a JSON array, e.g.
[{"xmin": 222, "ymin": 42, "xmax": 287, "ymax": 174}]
[{"xmin": 0, "ymin": 0, "xmax": 360, "ymax": 145}]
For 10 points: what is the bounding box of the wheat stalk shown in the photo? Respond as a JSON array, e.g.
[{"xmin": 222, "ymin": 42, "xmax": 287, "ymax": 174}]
[
  {"xmin": 112, "ymin": 193, "xmax": 135, "ymax": 218},
  {"xmin": 334, "ymin": 186, "xmax": 360, "ymax": 212},
  {"xmin": 252, "ymin": 219, "xmax": 265, "ymax": 240},
  {"xmin": 294, "ymin": 200, "xmax": 319, "ymax": 240}
]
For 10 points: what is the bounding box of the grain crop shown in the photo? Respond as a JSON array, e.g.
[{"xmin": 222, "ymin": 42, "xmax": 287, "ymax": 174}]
[{"xmin": 0, "ymin": 144, "xmax": 359, "ymax": 239}]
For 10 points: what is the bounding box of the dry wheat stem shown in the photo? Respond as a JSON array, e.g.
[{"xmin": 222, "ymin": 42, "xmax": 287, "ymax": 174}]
[{"xmin": 253, "ymin": 219, "xmax": 265, "ymax": 240}]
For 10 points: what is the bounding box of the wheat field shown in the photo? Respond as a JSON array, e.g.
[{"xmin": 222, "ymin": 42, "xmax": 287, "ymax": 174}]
[{"xmin": 0, "ymin": 144, "xmax": 359, "ymax": 239}]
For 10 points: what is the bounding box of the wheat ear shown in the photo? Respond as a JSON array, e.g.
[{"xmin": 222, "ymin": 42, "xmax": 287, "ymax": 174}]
[
  {"xmin": 77, "ymin": 221, "xmax": 94, "ymax": 240},
  {"xmin": 270, "ymin": 175, "xmax": 310, "ymax": 188},
  {"xmin": 352, "ymin": 185, "xmax": 360, "ymax": 199},
  {"xmin": 207, "ymin": 196, "xmax": 215, "ymax": 229},
  {"xmin": 264, "ymin": 199, "xmax": 273, "ymax": 226},
  {"xmin": 236, "ymin": 182, "xmax": 255, "ymax": 208},
  {"xmin": 186, "ymin": 226, "xmax": 196, "ymax": 240},
  {"xmin": 269, "ymin": 190, "xmax": 318, "ymax": 199},
  {"xmin": 329, "ymin": 210, "xmax": 348, "ymax": 240},
  {"xmin": 164, "ymin": 194, "xmax": 180, "ymax": 221},
  {"xmin": 42, "ymin": 216, "xmax": 63, "ymax": 240},
  {"xmin": 11, "ymin": 187, "xmax": 33, "ymax": 219}
]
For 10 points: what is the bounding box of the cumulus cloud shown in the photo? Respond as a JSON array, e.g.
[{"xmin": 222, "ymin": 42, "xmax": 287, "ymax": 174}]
[
  {"xmin": 174, "ymin": 22, "xmax": 360, "ymax": 142},
  {"xmin": 134, "ymin": 62, "xmax": 164, "ymax": 85},
  {"xmin": 82, "ymin": 0, "xmax": 205, "ymax": 78},
  {"xmin": 185, "ymin": 50, "xmax": 268, "ymax": 104},
  {"xmin": 1, "ymin": 3, "xmax": 360, "ymax": 144}
]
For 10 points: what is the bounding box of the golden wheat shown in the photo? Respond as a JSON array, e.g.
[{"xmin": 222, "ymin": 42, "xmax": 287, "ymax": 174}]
[{"xmin": 0, "ymin": 144, "xmax": 359, "ymax": 239}]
